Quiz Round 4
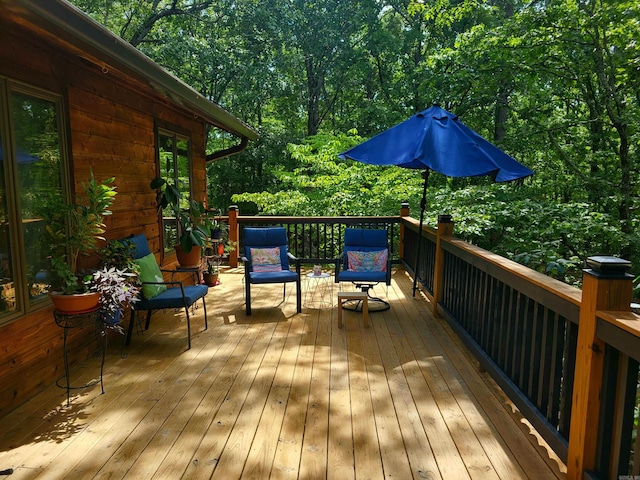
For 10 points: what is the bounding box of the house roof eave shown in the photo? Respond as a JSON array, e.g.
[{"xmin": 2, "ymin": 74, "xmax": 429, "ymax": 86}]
[{"xmin": 5, "ymin": 0, "xmax": 259, "ymax": 142}]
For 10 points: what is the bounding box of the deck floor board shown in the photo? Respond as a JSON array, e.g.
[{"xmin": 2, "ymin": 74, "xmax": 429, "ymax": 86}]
[{"xmin": 0, "ymin": 267, "xmax": 566, "ymax": 479}]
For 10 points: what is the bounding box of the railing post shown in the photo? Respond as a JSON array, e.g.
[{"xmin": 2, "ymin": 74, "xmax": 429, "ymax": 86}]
[
  {"xmin": 228, "ymin": 205, "xmax": 239, "ymax": 268},
  {"xmin": 432, "ymin": 214, "xmax": 453, "ymax": 317},
  {"xmin": 399, "ymin": 202, "xmax": 410, "ymax": 262},
  {"xmin": 567, "ymin": 256, "xmax": 633, "ymax": 479}
]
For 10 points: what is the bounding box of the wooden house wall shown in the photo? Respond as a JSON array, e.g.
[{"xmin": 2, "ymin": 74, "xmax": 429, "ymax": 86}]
[{"xmin": 0, "ymin": 19, "xmax": 209, "ymax": 418}]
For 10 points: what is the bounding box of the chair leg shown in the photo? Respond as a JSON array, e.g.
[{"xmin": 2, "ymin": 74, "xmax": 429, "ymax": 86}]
[
  {"xmin": 296, "ymin": 278, "xmax": 302, "ymax": 313},
  {"xmin": 126, "ymin": 309, "xmax": 136, "ymax": 346},
  {"xmin": 145, "ymin": 310, "xmax": 153, "ymax": 330},
  {"xmin": 246, "ymin": 281, "xmax": 252, "ymax": 316},
  {"xmin": 184, "ymin": 306, "xmax": 192, "ymax": 350},
  {"xmin": 202, "ymin": 296, "xmax": 208, "ymax": 330}
]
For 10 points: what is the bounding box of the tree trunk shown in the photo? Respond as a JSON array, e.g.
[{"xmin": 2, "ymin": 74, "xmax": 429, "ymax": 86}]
[
  {"xmin": 493, "ymin": 0, "xmax": 514, "ymax": 143},
  {"xmin": 305, "ymin": 56, "xmax": 322, "ymax": 135}
]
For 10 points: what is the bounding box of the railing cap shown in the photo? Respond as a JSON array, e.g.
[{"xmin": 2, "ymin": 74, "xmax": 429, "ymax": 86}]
[{"xmin": 585, "ymin": 255, "xmax": 633, "ymax": 278}]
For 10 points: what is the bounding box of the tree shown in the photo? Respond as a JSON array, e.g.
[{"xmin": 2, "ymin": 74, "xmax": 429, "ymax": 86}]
[{"xmin": 68, "ymin": 0, "xmax": 640, "ymax": 281}]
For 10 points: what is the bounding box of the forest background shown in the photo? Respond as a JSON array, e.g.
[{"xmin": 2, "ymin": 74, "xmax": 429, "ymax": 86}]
[{"xmin": 69, "ymin": 0, "xmax": 639, "ymax": 290}]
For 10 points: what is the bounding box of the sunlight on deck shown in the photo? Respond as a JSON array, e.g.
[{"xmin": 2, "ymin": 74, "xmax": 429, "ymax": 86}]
[{"xmin": 0, "ymin": 267, "xmax": 566, "ymax": 479}]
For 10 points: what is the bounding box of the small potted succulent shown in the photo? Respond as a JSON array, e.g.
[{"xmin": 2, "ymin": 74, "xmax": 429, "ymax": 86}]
[{"xmin": 203, "ymin": 258, "xmax": 219, "ymax": 287}]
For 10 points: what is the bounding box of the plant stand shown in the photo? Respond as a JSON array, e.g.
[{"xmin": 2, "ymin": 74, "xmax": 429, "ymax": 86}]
[{"xmin": 54, "ymin": 308, "xmax": 106, "ymax": 406}]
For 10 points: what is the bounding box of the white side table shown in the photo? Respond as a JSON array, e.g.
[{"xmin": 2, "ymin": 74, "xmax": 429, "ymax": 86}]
[{"xmin": 305, "ymin": 272, "xmax": 333, "ymax": 309}]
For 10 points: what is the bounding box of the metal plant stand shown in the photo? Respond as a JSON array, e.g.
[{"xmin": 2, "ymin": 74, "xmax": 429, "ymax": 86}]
[{"xmin": 54, "ymin": 308, "xmax": 106, "ymax": 406}]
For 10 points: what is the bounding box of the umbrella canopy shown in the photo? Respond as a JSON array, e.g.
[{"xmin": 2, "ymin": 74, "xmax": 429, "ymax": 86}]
[
  {"xmin": 338, "ymin": 104, "xmax": 533, "ymax": 296},
  {"xmin": 338, "ymin": 104, "xmax": 533, "ymax": 181},
  {"xmin": 0, "ymin": 140, "xmax": 39, "ymax": 164}
]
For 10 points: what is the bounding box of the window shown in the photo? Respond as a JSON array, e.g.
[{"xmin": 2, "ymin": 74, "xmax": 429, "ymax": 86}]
[
  {"xmin": 0, "ymin": 80, "xmax": 67, "ymax": 320},
  {"xmin": 156, "ymin": 126, "xmax": 192, "ymax": 253}
]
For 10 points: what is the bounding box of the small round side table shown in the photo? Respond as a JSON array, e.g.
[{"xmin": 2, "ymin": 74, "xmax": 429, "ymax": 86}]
[{"xmin": 305, "ymin": 272, "xmax": 333, "ymax": 309}]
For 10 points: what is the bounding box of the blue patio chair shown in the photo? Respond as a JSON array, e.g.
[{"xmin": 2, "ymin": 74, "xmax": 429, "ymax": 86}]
[
  {"xmin": 241, "ymin": 227, "xmax": 301, "ymax": 316},
  {"xmin": 335, "ymin": 228, "xmax": 392, "ymax": 311},
  {"xmin": 122, "ymin": 233, "xmax": 208, "ymax": 350}
]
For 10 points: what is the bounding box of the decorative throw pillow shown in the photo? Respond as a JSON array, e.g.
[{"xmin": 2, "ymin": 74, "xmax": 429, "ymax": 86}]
[
  {"xmin": 134, "ymin": 253, "xmax": 167, "ymax": 298},
  {"xmin": 347, "ymin": 249, "xmax": 388, "ymax": 272},
  {"xmin": 250, "ymin": 247, "xmax": 282, "ymax": 272}
]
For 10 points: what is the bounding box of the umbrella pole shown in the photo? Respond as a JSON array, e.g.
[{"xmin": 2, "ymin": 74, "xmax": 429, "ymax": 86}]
[{"xmin": 412, "ymin": 169, "xmax": 430, "ymax": 297}]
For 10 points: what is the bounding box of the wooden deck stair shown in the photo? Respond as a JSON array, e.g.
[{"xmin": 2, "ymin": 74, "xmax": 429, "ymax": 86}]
[{"xmin": 0, "ymin": 267, "xmax": 566, "ymax": 479}]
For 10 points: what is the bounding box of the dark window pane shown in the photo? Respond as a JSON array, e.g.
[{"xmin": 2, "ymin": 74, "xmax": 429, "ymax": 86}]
[
  {"xmin": 12, "ymin": 92, "xmax": 64, "ymax": 306},
  {"xmin": 158, "ymin": 130, "xmax": 191, "ymax": 253},
  {"xmin": 0, "ymin": 133, "xmax": 16, "ymax": 314}
]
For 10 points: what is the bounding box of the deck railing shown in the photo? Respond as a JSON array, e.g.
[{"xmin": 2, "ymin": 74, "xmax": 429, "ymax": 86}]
[
  {"xmin": 227, "ymin": 206, "xmax": 403, "ymax": 266},
  {"xmin": 225, "ymin": 206, "xmax": 640, "ymax": 480}
]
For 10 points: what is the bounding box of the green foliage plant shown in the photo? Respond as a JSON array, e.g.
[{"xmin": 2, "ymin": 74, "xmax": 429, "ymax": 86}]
[
  {"xmin": 46, "ymin": 171, "xmax": 117, "ymax": 294},
  {"xmin": 91, "ymin": 266, "xmax": 140, "ymax": 317},
  {"xmin": 99, "ymin": 239, "xmax": 139, "ymax": 276},
  {"xmin": 151, "ymin": 177, "xmax": 215, "ymax": 253}
]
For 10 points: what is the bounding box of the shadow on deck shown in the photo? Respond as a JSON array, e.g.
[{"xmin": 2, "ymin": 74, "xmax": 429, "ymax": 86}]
[{"xmin": 0, "ymin": 267, "xmax": 566, "ymax": 479}]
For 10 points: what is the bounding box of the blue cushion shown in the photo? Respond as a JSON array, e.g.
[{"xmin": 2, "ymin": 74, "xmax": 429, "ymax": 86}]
[
  {"xmin": 342, "ymin": 229, "xmax": 389, "ymax": 269},
  {"xmin": 244, "ymin": 227, "xmax": 291, "ymax": 270},
  {"xmin": 249, "ymin": 269, "xmax": 298, "ymax": 284},
  {"xmin": 136, "ymin": 284, "xmax": 208, "ymax": 310},
  {"xmin": 122, "ymin": 233, "xmax": 152, "ymax": 259},
  {"xmin": 244, "ymin": 227, "xmax": 288, "ymax": 246},
  {"xmin": 344, "ymin": 228, "xmax": 387, "ymax": 248},
  {"xmin": 338, "ymin": 269, "xmax": 387, "ymax": 284}
]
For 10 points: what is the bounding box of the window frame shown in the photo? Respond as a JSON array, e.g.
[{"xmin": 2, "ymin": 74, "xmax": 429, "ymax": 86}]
[
  {"xmin": 0, "ymin": 78, "xmax": 70, "ymax": 323},
  {"xmin": 154, "ymin": 120, "xmax": 193, "ymax": 259}
]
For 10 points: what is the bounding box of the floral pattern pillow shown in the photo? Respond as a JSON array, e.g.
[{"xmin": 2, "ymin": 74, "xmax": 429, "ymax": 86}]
[
  {"xmin": 347, "ymin": 249, "xmax": 388, "ymax": 272},
  {"xmin": 250, "ymin": 247, "xmax": 282, "ymax": 272}
]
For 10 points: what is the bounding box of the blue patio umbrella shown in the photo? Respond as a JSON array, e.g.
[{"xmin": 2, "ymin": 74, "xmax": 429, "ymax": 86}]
[
  {"xmin": 0, "ymin": 139, "xmax": 39, "ymax": 163},
  {"xmin": 338, "ymin": 105, "xmax": 533, "ymax": 295}
]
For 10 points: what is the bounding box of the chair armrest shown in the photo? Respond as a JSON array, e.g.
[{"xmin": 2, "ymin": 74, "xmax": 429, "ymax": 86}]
[
  {"xmin": 386, "ymin": 258, "xmax": 392, "ymax": 285},
  {"xmin": 142, "ymin": 280, "xmax": 184, "ymax": 287},
  {"xmin": 287, "ymin": 252, "xmax": 301, "ymax": 273},
  {"xmin": 241, "ymin": 256, "xmax": 251, "ymax": 275},
  {"xmin": 334, "ymin": 252, "xmax": 345, "ymax": 281},
  {"xmin": 137, "ymin": 280, "xmax": 187, "ymax": 301}
]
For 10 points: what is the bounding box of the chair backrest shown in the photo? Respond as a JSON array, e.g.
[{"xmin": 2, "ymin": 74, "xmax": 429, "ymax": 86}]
[
  {"xmin": 121, "ymin": 233, "xmax": 152, "ymax": 260},
  {"xmin": 243, "ymin": 227, "xmax": 291, "ymax": 270},
  {"xmin": 342, "ymin": 228, "xmax": 389, "ymax": 269}
]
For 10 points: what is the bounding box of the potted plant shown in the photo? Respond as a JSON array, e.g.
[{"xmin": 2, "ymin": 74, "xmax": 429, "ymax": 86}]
[
  {"xmin": 202, "ymin": 226, "xmax": 235, "ymax": 287},
  {"xmin": 46, "ymin": 171, "xmax": 117, "ymax": 313},
  {"xmin": 209, "ymin": 209, "xmax": 228, "ymax": 241},
  {"xmin": 150, "ymin": 177, "xmax": 215, "ymax": 267},
  {"xmin": 91, "ymin": 266, "xmax": 140, "ymax": 328},
  {"xmin": 99, "ymin": 238, "xmax": 139, "ymax": 275},
  {"xmin": 203, "ymin": 257, "xmax": 220, "ymax": 287}
]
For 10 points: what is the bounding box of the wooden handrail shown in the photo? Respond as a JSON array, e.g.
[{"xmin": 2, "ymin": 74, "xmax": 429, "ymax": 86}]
[
  {"xmin": 597, "ymin": 310, "xmax": 640, "ymax": 338},
  {"xmin": 224, "ymin": 208, "xmax": 640, "ymax": 479}
]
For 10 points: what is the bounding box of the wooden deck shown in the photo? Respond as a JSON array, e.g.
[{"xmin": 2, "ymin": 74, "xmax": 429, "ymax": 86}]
[{"xmin": 0, "ymin": 267, "xmax": 566, "ymax": 479}]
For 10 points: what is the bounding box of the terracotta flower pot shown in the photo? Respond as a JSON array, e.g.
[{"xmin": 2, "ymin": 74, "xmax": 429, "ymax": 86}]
[
  {"xmin": 203, "ymin": 272, "xmax": 219, "ymax": 287},
  {"xmin": 49, "ymin": 291, "xmax": 100, "ymax": 314},
  {"xmin": 174, "ymin": 245, "xmax": 202, "ymax": 268}
]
